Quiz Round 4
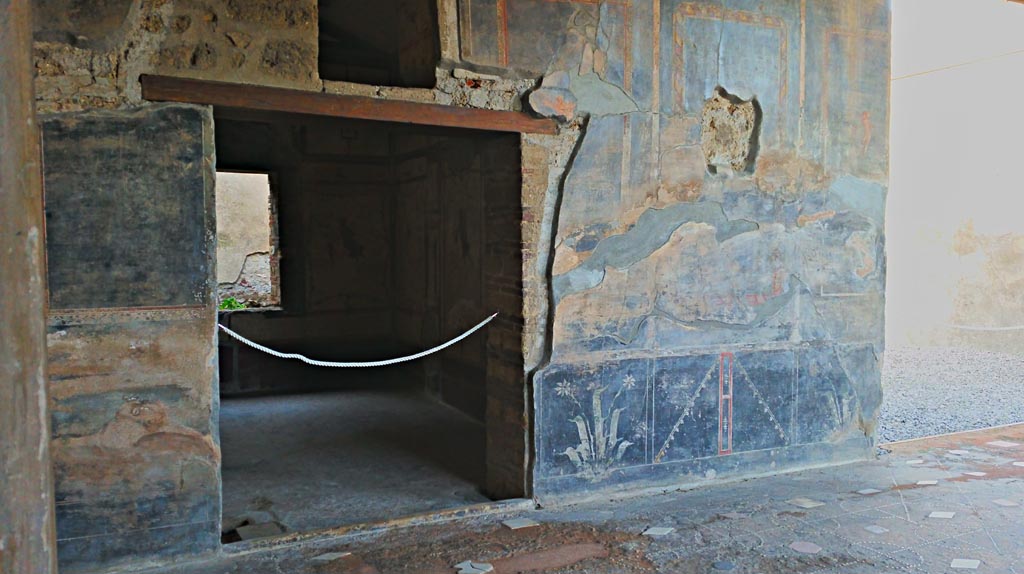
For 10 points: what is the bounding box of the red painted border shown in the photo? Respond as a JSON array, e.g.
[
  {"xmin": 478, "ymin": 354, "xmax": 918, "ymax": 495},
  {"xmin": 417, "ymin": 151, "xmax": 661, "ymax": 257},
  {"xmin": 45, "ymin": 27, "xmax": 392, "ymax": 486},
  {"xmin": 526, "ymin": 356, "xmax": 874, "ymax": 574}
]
[{"xmin": 718, "ymin": 352, "xmax": 734, "ymax": 455}]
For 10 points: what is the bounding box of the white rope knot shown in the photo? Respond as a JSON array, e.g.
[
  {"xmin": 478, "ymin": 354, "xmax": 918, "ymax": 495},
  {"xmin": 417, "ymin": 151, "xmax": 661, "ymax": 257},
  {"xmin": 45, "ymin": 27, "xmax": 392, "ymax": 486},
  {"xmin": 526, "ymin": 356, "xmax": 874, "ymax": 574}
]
[{"xmin": 217, "ymin": 313, "xmax": 498, "ymax": 368}]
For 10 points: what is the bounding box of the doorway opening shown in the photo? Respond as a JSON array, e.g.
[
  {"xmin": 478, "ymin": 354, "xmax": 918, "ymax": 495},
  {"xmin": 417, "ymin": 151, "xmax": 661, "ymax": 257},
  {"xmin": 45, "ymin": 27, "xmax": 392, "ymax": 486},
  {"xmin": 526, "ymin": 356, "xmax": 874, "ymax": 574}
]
[
  {"xmin": 883, "ymin": 0, "xmax": 1024, "ymax": 443},
  {"xmin": 213, "ymin": 108, "xmax": 526, "ymax": 541},
  {"xmin": 214, "ymin": 171, "xmax": 280, "ymax": 311}
]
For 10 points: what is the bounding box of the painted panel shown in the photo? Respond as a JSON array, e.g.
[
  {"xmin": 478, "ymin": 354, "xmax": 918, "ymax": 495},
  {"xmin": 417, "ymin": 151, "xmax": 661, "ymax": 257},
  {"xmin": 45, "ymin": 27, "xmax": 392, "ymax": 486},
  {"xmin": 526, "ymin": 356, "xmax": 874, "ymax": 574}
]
[
  {"xmin": 42, "ymin": 105, "xmax": 218, "ymax": 572},
  {"xmin": 42, "ymin": 106, "xmax": 210, "ymax": 310},
  {"xmin": 460, "ymin": 0, "xmax": 890, "ymax": 501},
  {"xmin": 305, "ymin": 181, "xmax": 392, "ymax": 313},
  {"xmin": 536, "ymin": 359, "xmax": 652, "ymax": 481},
  {"xmin": 48, "ymin": 313, "xmax": 219, "ymax": 573},
  {"xmin": 651, "ymin": 350, "xmax": 793, "ymax": 465},
  {"xmin": 534, "ymin": 347, "xmax": 874, "ymax": 496}
]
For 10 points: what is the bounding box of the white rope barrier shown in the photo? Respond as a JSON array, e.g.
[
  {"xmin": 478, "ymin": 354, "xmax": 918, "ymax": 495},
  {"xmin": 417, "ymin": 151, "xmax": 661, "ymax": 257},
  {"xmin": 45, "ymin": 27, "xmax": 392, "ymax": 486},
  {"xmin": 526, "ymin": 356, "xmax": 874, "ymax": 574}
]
[{"xmin": 217, "ymin": 312, "xmax": 498, "ymax": 368}]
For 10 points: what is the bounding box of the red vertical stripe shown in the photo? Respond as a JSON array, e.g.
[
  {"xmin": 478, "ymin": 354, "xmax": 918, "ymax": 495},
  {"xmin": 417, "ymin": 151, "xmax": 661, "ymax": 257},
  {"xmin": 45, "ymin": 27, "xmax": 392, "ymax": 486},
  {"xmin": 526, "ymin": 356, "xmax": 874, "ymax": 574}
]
[{"xmin": 719, "ymin": 353, "xmax": 734, "ymax": 455}]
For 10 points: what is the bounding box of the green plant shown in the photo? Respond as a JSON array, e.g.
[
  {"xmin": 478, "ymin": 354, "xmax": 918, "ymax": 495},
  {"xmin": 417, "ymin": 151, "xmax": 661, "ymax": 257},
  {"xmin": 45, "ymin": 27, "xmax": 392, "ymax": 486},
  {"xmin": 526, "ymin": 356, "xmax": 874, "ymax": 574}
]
[{"xmin": 219, "ymin": 297, "xmax": 246, "ymax": 311}]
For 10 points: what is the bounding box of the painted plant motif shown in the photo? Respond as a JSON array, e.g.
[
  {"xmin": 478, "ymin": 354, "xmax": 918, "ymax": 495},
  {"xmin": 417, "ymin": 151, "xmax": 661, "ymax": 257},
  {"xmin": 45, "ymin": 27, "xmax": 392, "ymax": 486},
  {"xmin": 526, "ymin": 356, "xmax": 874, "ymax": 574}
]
[{"xmin": 558, "ymin": 373, "xmax": 638, "ymax": 480}]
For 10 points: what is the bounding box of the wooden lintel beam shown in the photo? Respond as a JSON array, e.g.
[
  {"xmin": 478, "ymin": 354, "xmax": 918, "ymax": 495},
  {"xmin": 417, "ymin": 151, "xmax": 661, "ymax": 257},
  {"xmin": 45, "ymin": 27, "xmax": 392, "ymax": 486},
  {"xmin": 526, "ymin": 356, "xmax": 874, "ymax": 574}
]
[{"xmin": 140, "ymin": 75, "xmax": 559, "ymax": 135}]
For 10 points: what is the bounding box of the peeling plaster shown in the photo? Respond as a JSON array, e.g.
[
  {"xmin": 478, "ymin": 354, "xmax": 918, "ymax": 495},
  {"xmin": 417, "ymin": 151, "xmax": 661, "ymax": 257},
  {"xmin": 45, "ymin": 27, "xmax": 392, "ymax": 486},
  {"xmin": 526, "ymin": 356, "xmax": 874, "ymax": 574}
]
[
  {"xmin": 569, "ymin": 72, "xmax": 638, "ymax": 116},
  {"xmin": 553, "ymin": 202, "xmax": 759, "ymax": 302}
]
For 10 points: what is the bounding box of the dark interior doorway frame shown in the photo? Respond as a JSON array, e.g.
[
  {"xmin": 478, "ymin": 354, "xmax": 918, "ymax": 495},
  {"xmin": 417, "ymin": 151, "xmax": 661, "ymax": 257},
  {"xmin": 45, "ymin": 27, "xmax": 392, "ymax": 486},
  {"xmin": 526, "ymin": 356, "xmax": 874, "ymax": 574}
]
[{"xmin": 143, "ymin": 75, "xmax": 551, "ymax": 529}]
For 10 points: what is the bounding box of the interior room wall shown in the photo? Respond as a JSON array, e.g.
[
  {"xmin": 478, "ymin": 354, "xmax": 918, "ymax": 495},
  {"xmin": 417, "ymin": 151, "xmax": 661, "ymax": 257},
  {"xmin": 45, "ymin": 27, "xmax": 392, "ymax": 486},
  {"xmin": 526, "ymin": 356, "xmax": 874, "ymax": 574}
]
[{"xmin": 216, "ymin": 113, "xmax": 522, "ymax": 425}]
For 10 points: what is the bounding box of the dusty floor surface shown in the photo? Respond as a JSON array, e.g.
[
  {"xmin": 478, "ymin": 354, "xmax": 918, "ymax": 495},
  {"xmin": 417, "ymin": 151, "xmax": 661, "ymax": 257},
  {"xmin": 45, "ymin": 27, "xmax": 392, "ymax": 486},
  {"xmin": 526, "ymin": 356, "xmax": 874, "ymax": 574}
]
[
  {"xmin": 153, "ymin": 424, "xmax": 1024, "ymax": 573},
  {"xmin": 220, "ymin": 391, "xmax": 490, "ymax": 535},
  {"xmin": 879, "ymin": 346, "xmax": 1024, "ymax": 442}
]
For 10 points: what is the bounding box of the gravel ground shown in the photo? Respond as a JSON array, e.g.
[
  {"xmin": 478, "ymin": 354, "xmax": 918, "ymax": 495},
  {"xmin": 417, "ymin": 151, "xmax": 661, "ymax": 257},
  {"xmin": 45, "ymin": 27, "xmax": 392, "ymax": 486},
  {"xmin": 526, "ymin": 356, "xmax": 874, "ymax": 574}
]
[{"xmin": 879, "ymin": 346, "xmax": 1024, "ymax": 443}]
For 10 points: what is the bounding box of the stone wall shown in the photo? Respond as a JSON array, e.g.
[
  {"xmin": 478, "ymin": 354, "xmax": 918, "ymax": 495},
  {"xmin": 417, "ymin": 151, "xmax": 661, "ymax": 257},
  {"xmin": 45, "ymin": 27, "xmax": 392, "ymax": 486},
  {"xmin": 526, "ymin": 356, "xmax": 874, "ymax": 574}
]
[{"xmin": 33, "ymin": 0, "xmax": 319, "ymax": 113}]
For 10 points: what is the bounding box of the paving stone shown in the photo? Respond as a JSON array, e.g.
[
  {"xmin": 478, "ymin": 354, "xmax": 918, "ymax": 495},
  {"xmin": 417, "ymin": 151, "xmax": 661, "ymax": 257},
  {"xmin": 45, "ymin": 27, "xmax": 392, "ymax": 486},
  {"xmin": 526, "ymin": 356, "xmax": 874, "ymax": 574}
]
[
  {"xmin": 455, "ymin": 561, "xmax": 494, "ymax": 574},
  {"xmin": 123, "ymin": 424, "xmax": 1024, "ymax": 574},
  {"xmin": 712, "ymin": 561, "xmax": 736, "ymax": 571},
  {"xmin": 502, "ymin": 518, "xmax": 540, "ymax": 530},
  {"xmin": 857, "ymin": 489, "xmax": 883, "ymax": 495},
  {"xmin": 928, "ymin": 511, "xmax": 956, "ymax": 519},
  {"xmin": 642, "ymin": 527, "xmax": 675, "ymax": 537},
  {"xmin": 917, "ymin": 480, "xmax": 939, "ymax": 486},
  {"xmin": 787, "ymin": 497, "xmax": 825, "ymax": 509},
  {"xmin": 950, "ymin": 558, "xmax": 981, "ymax": 570},
  {"xmin": 987, "ymin": 441, "xmax": 1020, "ymax": 448},
  {"xmin": 906, "ymin": 459, "xmax": 925, "ymax": 465},
  {"xmin": 789, "ymin": 541, "xmax": 822, "ymax": 554}
]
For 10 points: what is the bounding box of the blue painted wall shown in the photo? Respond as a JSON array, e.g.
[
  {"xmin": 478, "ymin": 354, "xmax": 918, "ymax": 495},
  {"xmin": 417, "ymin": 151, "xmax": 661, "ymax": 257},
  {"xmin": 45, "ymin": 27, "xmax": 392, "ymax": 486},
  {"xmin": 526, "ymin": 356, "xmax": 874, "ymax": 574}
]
[{"xmin": 460, "ymin": 0, "xmax": 890, "ymax": 497}]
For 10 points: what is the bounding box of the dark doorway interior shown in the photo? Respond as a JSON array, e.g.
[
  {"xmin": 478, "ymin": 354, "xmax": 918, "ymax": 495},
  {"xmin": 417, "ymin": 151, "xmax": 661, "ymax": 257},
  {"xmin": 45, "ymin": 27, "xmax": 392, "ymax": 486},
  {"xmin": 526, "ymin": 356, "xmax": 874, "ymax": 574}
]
[{"xmin": 213, "ymin": 109, "xmax": 524, "ymax": 539}]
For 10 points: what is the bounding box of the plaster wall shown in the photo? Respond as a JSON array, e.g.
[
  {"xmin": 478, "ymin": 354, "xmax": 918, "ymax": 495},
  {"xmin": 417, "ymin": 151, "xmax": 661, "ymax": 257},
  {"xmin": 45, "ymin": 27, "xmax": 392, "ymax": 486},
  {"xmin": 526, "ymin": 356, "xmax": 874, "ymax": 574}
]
[
  {"xmin": 0, "ymin": 2, "xmax": 58, "ymax": 572},
  {"xmin": 453, "ymin": 0, "xmax": 890, "ymax": 498},
  {"xmin": 42, "ymin": 105, "xmax": 219, "ymax": 573}
]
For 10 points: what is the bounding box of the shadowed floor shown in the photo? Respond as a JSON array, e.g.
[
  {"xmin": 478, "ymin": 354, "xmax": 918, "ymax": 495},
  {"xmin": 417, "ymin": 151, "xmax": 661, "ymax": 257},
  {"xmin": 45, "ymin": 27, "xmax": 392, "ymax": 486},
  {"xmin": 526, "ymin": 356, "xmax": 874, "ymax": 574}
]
[{"xmin": 220, "ymin": 390, "xmax": 490, "ymax": 536}]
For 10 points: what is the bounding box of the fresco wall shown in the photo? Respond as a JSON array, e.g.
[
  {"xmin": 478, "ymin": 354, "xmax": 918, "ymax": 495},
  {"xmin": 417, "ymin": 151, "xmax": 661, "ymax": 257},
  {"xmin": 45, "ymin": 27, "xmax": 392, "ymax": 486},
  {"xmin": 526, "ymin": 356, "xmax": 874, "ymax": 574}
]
[
  {"xmin": 33, "ymin": 0, "xmax": 890, "ymax": 570},
  {"xmin": 42, "ymin": 105, "xmax": 219, "ymax": 571},
  {"xmin": 454, "ymin": 0, "xmax": 890, "ymax": 497}
]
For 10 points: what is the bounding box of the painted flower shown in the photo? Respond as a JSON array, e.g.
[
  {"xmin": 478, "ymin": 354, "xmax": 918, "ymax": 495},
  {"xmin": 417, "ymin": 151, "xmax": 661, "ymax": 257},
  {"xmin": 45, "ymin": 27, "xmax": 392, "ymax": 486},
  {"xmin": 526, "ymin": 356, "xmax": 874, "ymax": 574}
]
[
  {"xmin": 555, "ymin": 380, "xmax": 577, "ymax": 398},
  {"xmin": 622, "ymin": 373, "xmax": 637, "ymax": 390}
]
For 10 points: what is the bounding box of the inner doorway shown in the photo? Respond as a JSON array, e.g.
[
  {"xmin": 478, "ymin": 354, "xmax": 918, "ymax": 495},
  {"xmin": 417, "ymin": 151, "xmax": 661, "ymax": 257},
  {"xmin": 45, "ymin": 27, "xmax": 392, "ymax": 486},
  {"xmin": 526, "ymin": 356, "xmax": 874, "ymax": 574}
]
[{"xmin": 212, "ymin": 108, "xmax": 526, "ymax": 540}]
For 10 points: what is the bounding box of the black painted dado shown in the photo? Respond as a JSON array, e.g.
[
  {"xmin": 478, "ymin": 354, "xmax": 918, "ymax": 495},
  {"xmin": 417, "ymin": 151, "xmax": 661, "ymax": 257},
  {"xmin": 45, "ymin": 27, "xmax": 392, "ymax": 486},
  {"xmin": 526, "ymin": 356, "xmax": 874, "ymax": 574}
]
[{"xmin": 534, "ymin": 345, "xmax": 879, "ymax": 498}]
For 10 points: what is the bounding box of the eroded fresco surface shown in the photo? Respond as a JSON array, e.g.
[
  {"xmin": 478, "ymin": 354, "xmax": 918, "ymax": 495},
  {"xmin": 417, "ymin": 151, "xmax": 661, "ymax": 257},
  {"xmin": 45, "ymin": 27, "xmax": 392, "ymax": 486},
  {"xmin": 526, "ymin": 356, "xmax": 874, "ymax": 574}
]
[
  {"xmin": 43, "ymin": 105, "xmax": 219, "ymax": 571},
  {"xmin": 459, "ymin": 0, "xmax": 889, "ymax": 496}
]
